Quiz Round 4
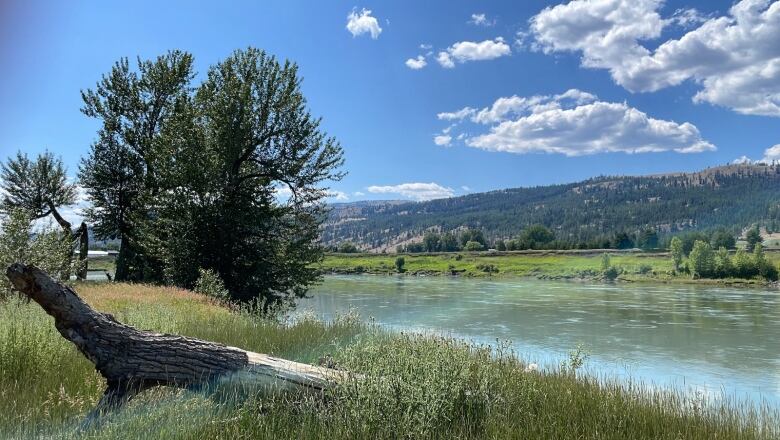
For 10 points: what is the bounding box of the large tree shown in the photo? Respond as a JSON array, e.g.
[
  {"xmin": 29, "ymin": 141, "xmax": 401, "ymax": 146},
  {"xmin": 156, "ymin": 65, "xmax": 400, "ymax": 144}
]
[
  {"xmin": 80, "ymin": 48, "xmax": 343, "ymax": 304},
  {"xmin": 151, "ymin": 48, "xmax": 344, "ymax": 304},
  {"xmin": 0, "ymin": 151, "xmax": 88, "ymax": 279},
  {"xmin": 79, "ymin": 51, "xmax": 195, "ymax": 281}
]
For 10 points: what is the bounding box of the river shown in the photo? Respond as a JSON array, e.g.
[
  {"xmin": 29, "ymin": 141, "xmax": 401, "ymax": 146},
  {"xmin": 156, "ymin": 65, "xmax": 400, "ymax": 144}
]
[{"xmin": 299, "ymin": 275, "xmax": 780, "ymax": 407}]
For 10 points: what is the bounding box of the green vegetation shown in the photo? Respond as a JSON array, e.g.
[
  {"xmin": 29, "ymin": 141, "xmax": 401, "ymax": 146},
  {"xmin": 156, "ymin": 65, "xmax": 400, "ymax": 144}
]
[
  {"xmin": 0, "ymin": 47, "xmax": 345, "ymax": 305},
  {"xmin": 321, "ymin": 251, "xmax": 780, "ymax": 284},
  {"xmin": 0, "ymin": 209, "xmax": 74, "ymax": 298},
  {"xmin": 0, "ymin": 284, "xmax": 776, "ymax": 439}
]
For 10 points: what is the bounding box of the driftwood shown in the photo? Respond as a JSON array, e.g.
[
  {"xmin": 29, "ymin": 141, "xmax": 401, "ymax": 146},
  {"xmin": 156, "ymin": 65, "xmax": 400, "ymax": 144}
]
[{"xmin": 5, "ymin": 263, "xmax": 345, "ymax": 423}]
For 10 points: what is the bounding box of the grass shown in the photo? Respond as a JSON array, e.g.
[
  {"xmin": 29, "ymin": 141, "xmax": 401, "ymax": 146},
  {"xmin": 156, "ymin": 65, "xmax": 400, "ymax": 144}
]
[
  {"xmin": 0, "ymin": 282, "xmax": 777, "ymax": 439},
  {"xmin": 321, "ymin": 251, "xmax": 780, "ymax": 285}
]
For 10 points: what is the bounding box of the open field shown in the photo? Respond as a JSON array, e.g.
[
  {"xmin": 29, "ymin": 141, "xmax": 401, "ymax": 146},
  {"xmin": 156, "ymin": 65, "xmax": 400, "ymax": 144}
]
[
  {"xmin": 0, "ymin": 283, "xmax": 778, "ymax": 439},
  {"xmin": 321, "ymin": 251, "xmax": 780, "ymax": 285}
]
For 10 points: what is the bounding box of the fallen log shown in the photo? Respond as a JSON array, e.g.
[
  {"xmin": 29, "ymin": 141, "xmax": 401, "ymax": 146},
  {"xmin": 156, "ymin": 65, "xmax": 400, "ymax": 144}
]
[{"xmin": 5, "ymin": 263, "xmax": 345, "ymax": 423}]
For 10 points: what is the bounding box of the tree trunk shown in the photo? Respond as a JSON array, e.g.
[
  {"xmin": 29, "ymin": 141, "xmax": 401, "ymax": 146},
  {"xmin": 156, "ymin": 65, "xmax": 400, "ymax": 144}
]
[
  {"xmin": 77, "ymin": 222, "xmax": 89, "ymax": 280},
  {"xmin": 5, "ymin": 263, "xmax": 345, "ymax": 422}
]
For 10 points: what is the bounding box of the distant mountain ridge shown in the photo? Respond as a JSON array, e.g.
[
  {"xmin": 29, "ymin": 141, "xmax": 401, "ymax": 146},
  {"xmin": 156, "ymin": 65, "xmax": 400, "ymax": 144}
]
[{"xmin": 321, "ymin": 164, "xmax": 780, "ymax": 252}]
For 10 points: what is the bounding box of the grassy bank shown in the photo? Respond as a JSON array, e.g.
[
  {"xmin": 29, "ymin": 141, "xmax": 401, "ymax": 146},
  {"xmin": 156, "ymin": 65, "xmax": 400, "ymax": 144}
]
[
  {"xmin": 321, "ymin": 251, "xmax": 780, "ymax": 285},
  {"xmin": 1, "ymin": 283, "xmax": 777, "ymax": 439}
]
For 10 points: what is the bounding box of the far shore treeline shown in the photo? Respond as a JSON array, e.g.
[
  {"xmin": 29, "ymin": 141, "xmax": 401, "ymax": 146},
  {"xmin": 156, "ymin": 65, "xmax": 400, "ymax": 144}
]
[{"xmin": 1, "ymin": 48, "xmax": 344, "ymax": 306}]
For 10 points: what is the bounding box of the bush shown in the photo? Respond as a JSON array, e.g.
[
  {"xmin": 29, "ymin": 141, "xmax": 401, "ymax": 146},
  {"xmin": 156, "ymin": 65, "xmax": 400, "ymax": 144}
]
[
  {"xmin": 475, "ymin": 263, "xmax": 498, "ymax": 274},
  {"xmin": 637, "ymin": 264, "xmax": 652, "ymax": 275},
  {"xmin": 603, "ymin": 266, "xmax": 620, "ymax": 281},
  {"xmin": 193, "ymin": 268, "xmax": 230, "ymax": 301},
  {"xmin": 394, "ymin": 257, "xmax": 405, "ymax": 273},
  {"xmin": 338, "ymin": 242, "xmax": 359, "ymax": 253},
  {"xmin": 0, "ymin": 209, "xmax": 75, "ymax": 299},
  {"xmin": 463, "ymin": 241, "xmax": 484, "ymax": 252}
]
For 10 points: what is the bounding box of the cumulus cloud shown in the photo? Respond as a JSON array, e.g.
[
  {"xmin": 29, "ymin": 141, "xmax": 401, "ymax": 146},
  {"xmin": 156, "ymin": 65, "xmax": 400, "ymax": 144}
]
[
  {"xmin": 405, "ymin": 55, "xmax": 427, "ymax": 69},
  {"xmin": 469, "ymin": 13, "xmax": 495, "ymax": 26},
  {"xmin": 437, "ymin": 107, "xmax": 476, "ymax": 121},
  {"xmin": 367, "ymin": 182, "xmax": 455, "ymax": 201},
  {"xmin": 436, "ymin": 37, "xmax": 511, "ymax": 68},
  {"xmin": 733, "ymin": 144, "xmax": 780, "ymax": 164},
  {"xmin": 436, "ymin": 89, "xmax": 715, "ymax": 156},
  {"xmin": 530, "ymin": 0, "xmax": 780, "ymax": 116},
  {"xmin": 434, "ymin": 134, "xmax": 452, "ymax": 146},
  {"xmin": 328, "ymin": 190, "xmax": 349, "ymax": 201},
  {"xmin": 346, "ymin": 8, "xmax": 382, "ymax": 39}
]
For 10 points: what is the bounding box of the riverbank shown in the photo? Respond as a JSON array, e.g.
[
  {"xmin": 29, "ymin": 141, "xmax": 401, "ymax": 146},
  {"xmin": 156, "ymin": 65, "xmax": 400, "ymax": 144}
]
[
  {"xmin": 0, "ymin": 282, "xmax": 776, "ymax": 439},
  {"xmin": 320, "ymin": 251, "xmax": 779, "ymax": 287}
]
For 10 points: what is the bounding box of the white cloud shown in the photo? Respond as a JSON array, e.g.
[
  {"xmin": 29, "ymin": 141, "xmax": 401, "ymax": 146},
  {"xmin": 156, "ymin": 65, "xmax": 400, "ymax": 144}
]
[
  {"xmin": 346, "ymin": 8, "xmax": 383, "ymax": 39},
  {"xmin": 469, "ymin": 13, "xmax": 495, "ymax": 26},
  {"xmin": 434, "ymin": 134, "xmax": 452, "ymax": 146},
  {"xmin": 436, "ymin": 37, "xmax": 511, "ymax": 68},
  {"xmin": 733, "ymin": 144, "xmax": 780, "ymax": 164},
  {"xmin": 367, "ymin": 182, "xmax": 455, "ymax": 201},
  {"xmin": 461, "ymin": 185, "xmax": 472, "ymax": 192},
  {"xmin": 405, "ymin": 55, "xmax": 427, "ymax": 69},
  {"xmin": 437, "ymin": 107, "xmax": 476, "ymax": 121},
  {"xmin": 353, "ymin": 191, "xmax": 365, "ymax": 197},
  {"xmin": 437, "ymin": 90, "xmax": 714, "ymax": 156},
  {"xmin": 530, "ymin": 0, "xmax": 780, "ymax": 116},
  {"xmin": 328, "ymin": 190, "xmax": 349, "ymax": 201}
]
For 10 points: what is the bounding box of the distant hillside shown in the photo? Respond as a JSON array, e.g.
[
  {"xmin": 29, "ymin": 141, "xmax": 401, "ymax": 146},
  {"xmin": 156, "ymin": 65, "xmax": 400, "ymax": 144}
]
[{"xmin": 321, "ymin": 164, "xmax": 780, "ymax": 252}]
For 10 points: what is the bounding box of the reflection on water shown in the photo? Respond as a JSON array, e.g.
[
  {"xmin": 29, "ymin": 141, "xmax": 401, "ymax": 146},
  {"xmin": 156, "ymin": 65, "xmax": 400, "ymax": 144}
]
[{"xmin": 299, "ymin": 275, "xmax": 780, "ymax": 406}]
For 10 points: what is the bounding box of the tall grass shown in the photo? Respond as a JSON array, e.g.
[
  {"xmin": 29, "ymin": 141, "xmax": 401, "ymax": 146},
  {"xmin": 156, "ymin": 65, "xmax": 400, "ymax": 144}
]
[{"xmin": 0, "ymin": 283, "xmax": 776, "ymax": 439}]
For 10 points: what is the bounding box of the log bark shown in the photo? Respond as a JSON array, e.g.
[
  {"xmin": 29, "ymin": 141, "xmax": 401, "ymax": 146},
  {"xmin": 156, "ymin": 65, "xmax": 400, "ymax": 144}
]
[{"xmin": 5, "ymin": 263, "xmax": 345, "ymax": 422}]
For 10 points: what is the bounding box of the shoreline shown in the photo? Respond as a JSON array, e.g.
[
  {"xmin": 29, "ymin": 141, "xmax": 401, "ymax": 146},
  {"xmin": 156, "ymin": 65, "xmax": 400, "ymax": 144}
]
[{"xmin": 320, "ymin": 252, "xmax": 779, "ymax": 289}]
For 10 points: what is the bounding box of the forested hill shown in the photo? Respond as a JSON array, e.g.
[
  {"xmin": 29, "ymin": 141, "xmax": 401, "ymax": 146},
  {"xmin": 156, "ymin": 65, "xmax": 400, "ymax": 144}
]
[{"xmin": 321, "ymin": 164, "xmax": 780, "ymax": 252}]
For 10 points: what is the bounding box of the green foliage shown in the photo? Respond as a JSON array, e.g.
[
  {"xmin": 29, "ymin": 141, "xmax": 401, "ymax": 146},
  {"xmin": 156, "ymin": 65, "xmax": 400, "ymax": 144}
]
[
  {"xmin": 0, "ymin": 151, "xmax": 76, "ymax": 221},
  {"xmin": 337, "ymin": 242, "xmax": 359, "ymax": 253},
  {"xmin": 714, "ymin": 247, "xmax": 734, "ymax": 278},
  {"xmin": 670, "ymin": 236, "xmax": 684, "ymax": 271},
  {"xmin": 394, "ymin": 257, "xmax": 405, "ymax": 273},
  {"xmin": 79, "ymin": 50, "xmax": 194, "ymax": 282},
  {"xmin": 80, "ymin": 48, "xmax": 344, "ymax": 304},
  {"xmin": 689, "ymin": 241, "xmax": 715, "ymax": 278},
  {"xmin": 0, "ymin": 210, "xmax": 74, "ymax": 298},
  {"xmin": 193, "ymin": 268, "xmax": 230, "ymax": 301},
  {"xmin": 423, "ymin": 232, "xmax": 440, "ymax": 252},
  {"xmin": 710, "ymin": 228, "xmax": 736, "ymax": 250},
  {"xmin": 463, "ymin": 240, "xmax": 485, "ymax": 252},
  {"xmin": 636, "ymin": 228, "xmax": 658, "ymax": 250},
  {"xmin": 459, "ymin": 229, "xmax": 486, "ymax": 247},
  {"xmin": 475, "ymin": 263, "xmax": 498, "ymax": 274},
  {"xmin": 601, "ymin": 253, "xmax": 619, "ymax": 280},
  {"xmin": 600, "ymin": 253, "xmax": 611, "ymax": 272},
  {"xmin": 746, "ymin": 226, "xmax": 762, "ymax": 252},
  {"xmin": 518, "ymin": 224, "xmax": 555, "ymax": 249},
  {"xmin": 612, "ymin": 231, "xmax": 635, "ymax": 249}
]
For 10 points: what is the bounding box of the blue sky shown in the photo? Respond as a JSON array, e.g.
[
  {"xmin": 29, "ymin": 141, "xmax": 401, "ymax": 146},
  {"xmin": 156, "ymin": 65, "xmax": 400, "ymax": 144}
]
[{"xmin": 2, "ymin": 0, "xmax": 780, "ymax": 208}]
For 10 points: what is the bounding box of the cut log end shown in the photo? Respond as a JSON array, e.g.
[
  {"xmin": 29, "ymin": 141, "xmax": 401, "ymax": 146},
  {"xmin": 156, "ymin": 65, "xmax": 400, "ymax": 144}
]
[{"xmin": 5, "ymin": 263, "xmax": 346, "ymax": 424}]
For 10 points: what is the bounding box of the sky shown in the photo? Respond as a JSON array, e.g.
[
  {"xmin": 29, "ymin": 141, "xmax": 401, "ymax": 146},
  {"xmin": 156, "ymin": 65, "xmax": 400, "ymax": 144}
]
[{"xmin": 2, "ymin": 0, "xmax": 780, "ymax": 218}]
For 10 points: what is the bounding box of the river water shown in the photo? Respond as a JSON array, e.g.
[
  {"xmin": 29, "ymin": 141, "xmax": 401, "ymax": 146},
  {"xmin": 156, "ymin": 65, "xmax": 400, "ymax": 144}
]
[{"xmin": 299, "ymin": 275, "xmax": 780, "ymax": 407}]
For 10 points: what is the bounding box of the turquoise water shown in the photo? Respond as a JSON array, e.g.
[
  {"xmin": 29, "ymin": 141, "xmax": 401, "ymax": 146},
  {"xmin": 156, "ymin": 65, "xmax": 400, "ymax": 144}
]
[{"xmin": 300, "ymin": 275, "xmax": 780, "ymax": 406}]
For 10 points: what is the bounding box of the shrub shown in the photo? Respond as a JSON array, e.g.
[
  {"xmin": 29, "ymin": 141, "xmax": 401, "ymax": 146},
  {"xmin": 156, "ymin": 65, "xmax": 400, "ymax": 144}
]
[
  {"xmin": 637, "ymin": 264, "xmax": 652, "ymax": 275},
  {"xmin": 0, "ymin": 209, "xmax": 74, "ymax": 299},
  {"xmin": 193, "ymin": 268, "xmax": 230, "ymax": 301},
  {"xmin": 394, "ymin": 257, "xmax": 405, "ymax": 273},
  {"xmin": 603, "ymin": 266, "xmax": 620, "ymax": 281},
  {"xmin": 476, "ymin": 263, "xmax": 498, "ymax": 274},
  {"xmin": 463, "ymin": 241, "xmax": 484, "ymax": 252}
]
